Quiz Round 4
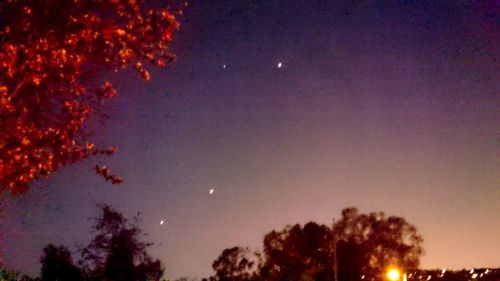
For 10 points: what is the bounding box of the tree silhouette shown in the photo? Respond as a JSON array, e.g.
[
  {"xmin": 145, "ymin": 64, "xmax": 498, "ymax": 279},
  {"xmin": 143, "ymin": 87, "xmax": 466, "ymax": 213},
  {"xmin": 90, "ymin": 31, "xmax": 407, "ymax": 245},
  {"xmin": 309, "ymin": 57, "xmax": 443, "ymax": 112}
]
[
  {"xmin": 333, "ymin": 207, "xmax": 424, "ymax": 280},
  {"xmin": 40, "ymin": 244, "xmax": 82, "ymax": 281},
  {"xmin": 260, "ymin": 222, "xmax": 334, "ymax": 281},
  {"xmin": 211, "ymin": 246, "xmax": 260, "ymax": 281},
  {"xmin": 0, "ymin": 269, "xmax": 38, "ymax": 281},
  {"xmin": 336, "ymin": 239, "xmax": 366, "ymax": 281},
  {"xmin": 0, "ymin": 0, "xmax": 181, "ymax": 193},
  {"xmin": 80, "ymin": 204, "xmax": 164, "ymax": 281},
  {"xmin": 208, "ymin": 207, "xmax": 424, "ymax": 281}
]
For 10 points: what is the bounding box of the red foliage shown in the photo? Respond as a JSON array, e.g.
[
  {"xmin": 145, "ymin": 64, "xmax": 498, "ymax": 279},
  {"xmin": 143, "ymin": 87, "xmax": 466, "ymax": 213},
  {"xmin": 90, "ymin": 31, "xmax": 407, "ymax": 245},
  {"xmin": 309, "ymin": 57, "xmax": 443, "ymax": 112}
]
[{"xmin": 0, "ymin": 0, "xmax": 183, "ymax": 193}]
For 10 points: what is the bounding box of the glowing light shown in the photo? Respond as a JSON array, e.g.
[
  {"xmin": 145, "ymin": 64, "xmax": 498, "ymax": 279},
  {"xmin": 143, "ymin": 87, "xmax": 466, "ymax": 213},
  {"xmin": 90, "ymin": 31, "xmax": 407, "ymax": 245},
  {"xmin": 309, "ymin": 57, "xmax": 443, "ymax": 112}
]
[
  {"xmin": 160, "ymin": 220, "xmax": 164, "ymax": 225},
  {"xmin": 361, "ymin": 275, "xmax": 365, "ymax": 280},
  {"xmin": 209, "ymin": 189, "xmax": 214, "ymax": 194},
  {"xmin": 471, "ymin": 274, "xmax": 478, "ymax": 279},
  {"xmin": 485, "ymin": 269, "xmax": 489, "ymax": 274},
  {"xmin": 222, "ymin": 64, "xmax": 226, "ymax": 69},
  {"xmin": 441, "ymin": 269, "xmax": 446, "ymax": 274},
  {"xmin": 470, "ymin": 269, "xmax": 474, "ymax": 274},
  {"xmin": 277, "ymin": 62, "xmax": 283, "ymax": 68},
  {"xmin": 427, "ymin": 276, "xmax": 431, "ymax": 280},
  {"xmin": 387, "ymin": 268, "xmax": 401, "ymax": 281}
]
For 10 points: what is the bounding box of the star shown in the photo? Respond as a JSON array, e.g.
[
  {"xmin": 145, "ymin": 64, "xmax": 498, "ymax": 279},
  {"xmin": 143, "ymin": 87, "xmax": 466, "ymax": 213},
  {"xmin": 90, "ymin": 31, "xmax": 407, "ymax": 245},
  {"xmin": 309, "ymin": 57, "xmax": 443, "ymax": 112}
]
[
  {"xmin": 209, "ymin": 189, "xmax": 215, "ymax": 195},
  {"xmin": 277, "ymin": 62, "xmax": 283, "ymax": 68},
  {"xmin": 222, "ymin": 64, "xmax": 227, "ymax": 69},
  {"xmin": 160, "ymin": 220, "xmax": 165, "ymax": 225}
]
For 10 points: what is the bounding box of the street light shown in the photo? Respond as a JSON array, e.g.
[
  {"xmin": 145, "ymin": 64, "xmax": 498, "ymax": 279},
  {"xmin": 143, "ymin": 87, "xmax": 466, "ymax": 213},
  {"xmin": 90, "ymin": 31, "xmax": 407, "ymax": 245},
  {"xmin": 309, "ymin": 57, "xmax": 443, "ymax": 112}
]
[{"xmin": 387, "ymin": 267, "xmax": 401, "ymax": 281}]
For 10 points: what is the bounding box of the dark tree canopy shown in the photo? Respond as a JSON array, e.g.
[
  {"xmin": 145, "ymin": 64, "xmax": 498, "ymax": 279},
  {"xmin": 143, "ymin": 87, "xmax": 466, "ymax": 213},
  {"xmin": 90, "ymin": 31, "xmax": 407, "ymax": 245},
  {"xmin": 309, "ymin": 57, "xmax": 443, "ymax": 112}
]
[
  {"xmin": 0, "ymin": 0, "xmax": 181, "ymax": 193},
  {"xmin": 212, "ymin": 246, "xmax": 260, "ymax": 281},
  {"xmin": 80, "ymin": 204, "xmax": 164, "ymax": 281},
  {"xmin": 209, "ymin": 207, "xmax": 424, "ymax": 281},
  {"xmin": 40, "ymin": 244, "xmax": 82, "ymax": 281},
  {"xmin": 336, "ymin": 239, "xmax": 366, "ymax": 281},
  {"xmin": 261, "ymin": 222, "xmax": 334, "ymax": 281},
  {"xmin": 333, "ymin": 207, "xmax": 424, "ymax": 279}
]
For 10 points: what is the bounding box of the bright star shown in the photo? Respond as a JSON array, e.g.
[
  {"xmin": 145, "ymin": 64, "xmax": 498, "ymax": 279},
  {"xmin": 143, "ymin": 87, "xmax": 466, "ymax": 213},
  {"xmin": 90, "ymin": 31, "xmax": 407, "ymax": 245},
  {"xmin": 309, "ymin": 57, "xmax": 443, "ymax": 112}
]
[
  {"xmin": 222, "ymin": 64, "xmax": 226, "ymax": 69},
  {"xmin": 277, "ymin": 62, "xmax": 283, "ymax": 68},
  {"xmin": 160, "ymin": 220, "xmax": 164, "ymax": 225},
  {"xmin": 209, "ymin": 189, "xmax": 214, "ymax": 194}
]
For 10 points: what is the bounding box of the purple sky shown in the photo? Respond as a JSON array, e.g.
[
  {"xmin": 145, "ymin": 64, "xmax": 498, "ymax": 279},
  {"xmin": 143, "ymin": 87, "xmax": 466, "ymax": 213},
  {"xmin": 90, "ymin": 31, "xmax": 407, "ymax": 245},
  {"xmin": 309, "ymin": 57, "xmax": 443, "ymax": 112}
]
[{"xmin": 3, "ymin": 0, "xmax": 499, "ymax": 279}]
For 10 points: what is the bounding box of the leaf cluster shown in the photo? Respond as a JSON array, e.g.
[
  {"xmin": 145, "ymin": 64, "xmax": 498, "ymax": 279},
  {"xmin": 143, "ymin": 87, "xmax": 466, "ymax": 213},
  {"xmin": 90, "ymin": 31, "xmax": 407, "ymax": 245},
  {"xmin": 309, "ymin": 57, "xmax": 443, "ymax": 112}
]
[{"xmin": 0, "ymin": 0, "xmax": 181, "ymax": 193}]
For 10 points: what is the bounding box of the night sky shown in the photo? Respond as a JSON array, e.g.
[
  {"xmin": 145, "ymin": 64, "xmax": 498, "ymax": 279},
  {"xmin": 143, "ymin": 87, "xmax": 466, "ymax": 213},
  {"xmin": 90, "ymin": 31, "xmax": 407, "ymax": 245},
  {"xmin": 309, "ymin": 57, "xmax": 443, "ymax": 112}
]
[{"xmin": 3, "ymin": 0, "xmax": 499, "ymax": 279}]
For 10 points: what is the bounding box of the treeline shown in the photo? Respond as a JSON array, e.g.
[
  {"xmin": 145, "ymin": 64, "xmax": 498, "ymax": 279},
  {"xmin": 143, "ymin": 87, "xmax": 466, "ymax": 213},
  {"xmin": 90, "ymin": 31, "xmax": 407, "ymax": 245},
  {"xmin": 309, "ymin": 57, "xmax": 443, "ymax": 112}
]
[
  {"xmin": 2, "ymin": 204, "xmax": 165, "ymax": 281},
  {"xmin": 8, "ymin": 206, "xmax": 497, "ymax": 281},
  {"xmin": 200, "ymin": 207, "xmax": 423, "ymax": 281},
  {"xmin": 4, "ymin": 206, "xmax": 425, "ymax": 281}
]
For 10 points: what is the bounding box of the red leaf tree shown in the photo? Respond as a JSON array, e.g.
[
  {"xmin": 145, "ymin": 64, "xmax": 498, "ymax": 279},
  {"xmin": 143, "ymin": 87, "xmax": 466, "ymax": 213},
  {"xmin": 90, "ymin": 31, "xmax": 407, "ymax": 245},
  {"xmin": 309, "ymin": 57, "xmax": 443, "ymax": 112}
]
[{"xmin": 0, "ymin": 0, "xmax": 182, "ymax": 193}]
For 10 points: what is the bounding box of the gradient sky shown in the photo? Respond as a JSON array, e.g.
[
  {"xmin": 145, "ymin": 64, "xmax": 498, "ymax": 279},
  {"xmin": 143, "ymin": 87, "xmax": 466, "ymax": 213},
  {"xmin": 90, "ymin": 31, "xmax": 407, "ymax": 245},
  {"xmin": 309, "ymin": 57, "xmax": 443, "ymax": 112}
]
[{"xmin": 3, "ymin": 0, "xmax": 500, "ymax": 279}]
